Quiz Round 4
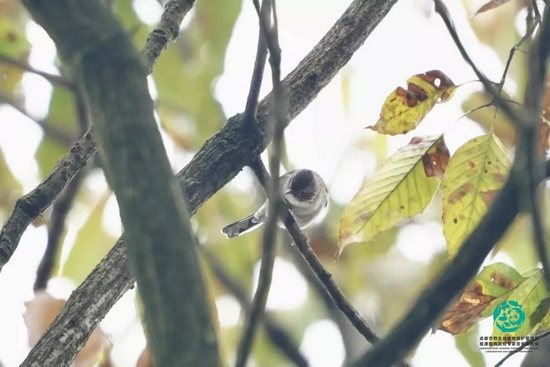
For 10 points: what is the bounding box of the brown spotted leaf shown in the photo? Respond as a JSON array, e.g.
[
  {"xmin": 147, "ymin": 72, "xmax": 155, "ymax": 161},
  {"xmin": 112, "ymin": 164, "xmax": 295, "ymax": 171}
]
[
  {"xmin": 441, "ymin": 133, "xmax": 511, "ymax": 258},
  {"xmin": 440, "ymin": 263, "xmax": 525, "ymax": 335},
  {"xmin": 367, "ymin": 70, "xmax": 457, "ymax": 135},
  {"xmin": 539, "ymin": 74, "xmax": 550, "ymax": 155},
  {"xmin": 338, "ymin": 136, "xmax": 446, "ymax": 256},
  {"xmin": 422, "ymin": 137, "xmax": 450, "ymax": 178}
]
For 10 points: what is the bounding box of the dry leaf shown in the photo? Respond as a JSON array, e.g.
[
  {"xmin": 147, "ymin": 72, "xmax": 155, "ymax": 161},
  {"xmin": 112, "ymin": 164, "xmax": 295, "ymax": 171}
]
[{"xmin": 24, "ymin": 291, "xmax": 108, "ymax": 367}]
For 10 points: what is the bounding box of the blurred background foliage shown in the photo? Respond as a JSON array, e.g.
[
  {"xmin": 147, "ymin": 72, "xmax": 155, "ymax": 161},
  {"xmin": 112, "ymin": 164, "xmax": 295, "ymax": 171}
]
[{"xmin": 0, "ymin": 0, "xmax": 545, "ymax": 366}]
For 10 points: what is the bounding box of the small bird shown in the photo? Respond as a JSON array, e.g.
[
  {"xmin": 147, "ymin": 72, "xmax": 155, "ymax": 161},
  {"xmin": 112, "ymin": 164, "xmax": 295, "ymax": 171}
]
[{"xmin": 222, "ymin": 169, "xmax": 329, "ymax": 238}]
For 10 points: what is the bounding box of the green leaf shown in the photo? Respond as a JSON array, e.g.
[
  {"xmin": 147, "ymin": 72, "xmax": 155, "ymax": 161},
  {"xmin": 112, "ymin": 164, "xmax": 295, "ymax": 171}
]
[
  {"xmin": 0, "ymin": 18, "xmax": 30, "ymax": 94},
  {"xmin": 59, "ymin": 191, "xmax": 117, "ymax": 285},
  {"xmin": 35, "ymin": 87, "xmax": 77, "ymax": 178},
  {"xmin": 440, "ymin": 263, "xmax": 526, "ymax": 335},
  {"xmin": 338, "ymin": 136, "xmax": 449, "ymax": 255},
  {"xmin": 441, "ymin": 133, "xmax": 511, "ymax": 258},
  {"xmin": 0, "ymin": 146, "xmax": 21, "ymax": 216},
  {"xmin": 0, "ymin": 18, "xmax": 29, "ymax": 58},
  {"xmin": 366, "ymin": 70, "xmax": 457, "ymax": 135},
  {"xmin": 491, "ymin": 270, "xmax": 549, "ymax": 339}
]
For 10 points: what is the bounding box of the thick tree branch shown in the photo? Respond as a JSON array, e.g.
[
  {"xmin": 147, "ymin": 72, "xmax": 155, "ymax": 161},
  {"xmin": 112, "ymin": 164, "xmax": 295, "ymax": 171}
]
[
  {"xmin": 353, "ymin": 3, "xmax": 550, "ymax": 366},
  {"xmin": 15, "ymin": 0, "xmax": 399, "ymax": 364},
  {"xmin": 20, "ymin": 0, "xmax": 218, "ymax": 366}
]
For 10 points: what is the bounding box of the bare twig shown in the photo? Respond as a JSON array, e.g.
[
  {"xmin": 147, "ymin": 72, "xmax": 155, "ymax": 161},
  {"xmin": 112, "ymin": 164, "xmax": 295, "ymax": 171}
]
[
  {"xmin": 200, "ymin": 247, "xmax": 308, "ymax": 367},
  {"xmin": 236, "ymin": 0, "xmax": 284, "ymax": 365},
  {"xmin": 434, "ymin": 0, "xmax": 524, "ymax": 127},
  {"xmin": 0, "ymin": 92, "xmax": 75, "ymax": 146},
  {"xmin": 33, "ymin": 170, "xmax": 85, "ymax": 291},
  {"xmin": 142, "ymin": 0, "xmax": 195, "ymax": 73},
  {"xmin": 34, "ymin": 87, "xmax": 90, "ymax": 292},
  {"xmin": 0, "ymin": 53, "xmax": 75, "ymax": 90},
  {"xmin": 0, "ymin": 128, "xmax": 96, "ymax": 271},
  {"xmin": 248, "ymin": 161, "xmax": 378, "ymax": 342},
  {"xmin": 515, "ymin": 2, "xmax": 550, "ymax": 292},
  {"xmin": 18, "ymin": 0, "xmax": 400, "ymax": 364},
  {"xmin": 495, "ymin": 329, "xmax": 550, "ymax": 367}
]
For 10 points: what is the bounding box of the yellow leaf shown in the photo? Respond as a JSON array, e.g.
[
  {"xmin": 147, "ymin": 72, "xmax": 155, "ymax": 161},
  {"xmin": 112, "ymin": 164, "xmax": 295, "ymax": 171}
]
[
  {"xmin": 338, "ymin": 136, "xmax": 449, "ymax": 256},
  {"xmin": 367, "ymin": 70, "xmax": 457, "ymax": 135},
  {"xmin": 442, "ymin": 133, "xmax": 510, "ymax": 258}
]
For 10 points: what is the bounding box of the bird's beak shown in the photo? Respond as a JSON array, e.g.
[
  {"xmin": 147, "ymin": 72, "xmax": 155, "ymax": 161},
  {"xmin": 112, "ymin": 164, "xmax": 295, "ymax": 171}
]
[{"xmin": 285, "ymin": 189, "xmax": 292, "ymax": 196}]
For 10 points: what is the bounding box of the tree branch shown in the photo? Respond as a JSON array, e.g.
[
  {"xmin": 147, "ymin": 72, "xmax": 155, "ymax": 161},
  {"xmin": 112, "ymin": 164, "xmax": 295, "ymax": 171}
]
[
  {"xmin": 0, "ymin": 129, "xmax": 96, "ymax": 271},
  {"xmin": 33, "ymin": 170, "xmax": 85, "ymax": 291},
  {"xmin": 14, "ymin": 0, "xmax": 399, "ymax": 364},
  {"xmin": 0, "ymin": 92, "xmax": 75, "ymax": 146},
  {"xmin": 0, "ymin": 53, "xmax": 75, "ymax": 90},
  {"xmin": 20, "ymin": 1, "xmax": 219, "ymax": 366},
  {"xmin": 235, "ymin": 0, "xmax": 277, "ymax": 365},
  {"xmin": 515, "ymin": 1, "xmax": 550, "ymax": 291}
]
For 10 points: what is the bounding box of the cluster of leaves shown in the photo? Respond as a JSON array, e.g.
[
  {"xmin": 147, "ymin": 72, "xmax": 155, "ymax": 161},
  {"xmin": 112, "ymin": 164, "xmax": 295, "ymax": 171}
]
[{"xmin": 338, "ymin": 63, "xmax": 548, "ymax": 346}]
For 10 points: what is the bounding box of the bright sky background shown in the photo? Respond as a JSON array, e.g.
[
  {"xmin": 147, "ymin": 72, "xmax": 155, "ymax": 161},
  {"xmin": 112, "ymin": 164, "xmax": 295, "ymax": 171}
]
[{"xmin": 0, "ymin": 0, "xmax": 532, "ymax": 366}]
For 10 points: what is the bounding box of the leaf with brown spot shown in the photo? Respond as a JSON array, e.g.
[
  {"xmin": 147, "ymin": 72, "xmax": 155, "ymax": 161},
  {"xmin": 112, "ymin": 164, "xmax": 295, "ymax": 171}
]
[
  {"xmin": 442, "ymin": 133, "xmax": 511, "ymax": 258},
  {"xmin": 422, "ymin": 137, "xmax": 450, "ymax": 178},
  {"xmin": 366, "ymin": 70, "xmax": 457, "ymax": 135},
  {"xmin": 338, "ymin": 136, "xmax": 445, "ymax": 257},
  {"xmin": 440, "ymin": 263, "xmax": 524, "ymax": 335}
]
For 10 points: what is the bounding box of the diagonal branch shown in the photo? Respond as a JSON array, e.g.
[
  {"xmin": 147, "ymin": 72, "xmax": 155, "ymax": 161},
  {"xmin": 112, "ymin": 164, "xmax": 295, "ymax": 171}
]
[
  {"xmin": 0, "ymin": 53, "xmax": 75, "ymax": 90},
  {"xmin": 0, "ymin": 92, "xmax": 75, "ymax": 146},
  {"xmin": 14, "ymin": 0, "xmax": 400, "ymax": 364}
]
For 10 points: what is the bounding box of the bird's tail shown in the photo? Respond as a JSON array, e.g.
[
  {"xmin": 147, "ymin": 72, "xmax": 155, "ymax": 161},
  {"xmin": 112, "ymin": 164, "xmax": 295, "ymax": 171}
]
[{"xmin": 222, "ymin": 214, "xmax": 264, "ymax": 238}]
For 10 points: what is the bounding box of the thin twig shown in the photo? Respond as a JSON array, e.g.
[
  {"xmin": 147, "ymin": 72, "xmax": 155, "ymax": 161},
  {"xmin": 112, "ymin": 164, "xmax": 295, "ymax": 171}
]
[
  {"xmin": 33, "ymin": 170, "xmax": 85, "ymax": 291},
  {"xmin": 0, "ymin": 92, "xmax": 75, "ymax": 146},
  {"xmin": 0, "ymin": 128, "xmax": 96, "ymax": 271},
  {"xmin": 248, "ymin": 161, "xmax": 376, "ymax": 341},
  {"xmin": 515, "ymin": 2, "xmax": 550, "ymax": 293},
  {"xmin": 236, "ymin": 0, "xmax": 284, "ymax": 365},
  {"xmin": 200, "ymin": 247, "xmax": 309, "ymax": 367},
  {"xmin": 0, "ymin": 53, "xmax": 75, "ymax": 90},
  {"xmin": 34, "ymin": 86, "xmax": 90, "ymax": 291},
  {"xmin": 495, "ymin": 329, "xmax": 550, "ymax": 367},
  {"xmin": 434, "ymin": 0, "xmax": 524, "ymax": 127}
]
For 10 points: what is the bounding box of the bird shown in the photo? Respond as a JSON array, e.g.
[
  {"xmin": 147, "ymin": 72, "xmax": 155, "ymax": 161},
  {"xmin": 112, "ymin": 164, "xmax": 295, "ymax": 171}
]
[{"xmin": 222, "ymin": 169, "xmax": 329, "ymax": 238}]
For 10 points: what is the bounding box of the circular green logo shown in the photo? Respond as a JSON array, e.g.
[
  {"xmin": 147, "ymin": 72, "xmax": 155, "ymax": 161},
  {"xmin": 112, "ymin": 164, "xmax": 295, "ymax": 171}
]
[{"xmin": 493, "ymin": 300, "xmax": 525, "ymax": 332}]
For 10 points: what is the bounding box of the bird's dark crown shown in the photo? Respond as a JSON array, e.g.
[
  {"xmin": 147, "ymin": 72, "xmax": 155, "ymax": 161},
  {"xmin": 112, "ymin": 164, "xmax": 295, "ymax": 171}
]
[{"xmin": 290, "ymin": 170, "xmax": 315, "ymax": 197}]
